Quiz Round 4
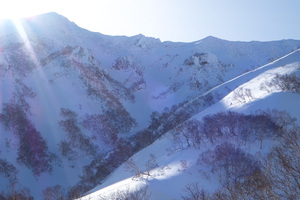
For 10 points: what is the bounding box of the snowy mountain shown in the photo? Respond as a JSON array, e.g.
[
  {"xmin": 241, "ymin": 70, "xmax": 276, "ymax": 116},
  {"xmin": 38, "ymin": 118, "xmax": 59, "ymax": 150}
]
[
  {"xmin": 78, "ymin": 54, "xmax": 300, "ymax": 200},
  {"xmin": 0, "ymin": 12, "xmax": 300, "ymax": 199}
]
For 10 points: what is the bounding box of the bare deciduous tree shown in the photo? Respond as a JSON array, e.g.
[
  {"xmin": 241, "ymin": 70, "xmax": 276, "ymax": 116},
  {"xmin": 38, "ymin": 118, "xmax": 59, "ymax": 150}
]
[
  {"xmin": 98, "ymin": 186, "xmax": 151, "ymax": 200},
  {"xmin": 181, "ymin": 182, "xmax": 210, "ymax": 200},
  {"xmin": 43, "ymin": 185, "xmax": 66, "ymax": 200},
  {"xmin": 124, "ymin": 158, "xmax": 142, "ymax": 179},
  {"xmin": 232, "ymin": 87, "xmax": 253, "ymax": 104}
]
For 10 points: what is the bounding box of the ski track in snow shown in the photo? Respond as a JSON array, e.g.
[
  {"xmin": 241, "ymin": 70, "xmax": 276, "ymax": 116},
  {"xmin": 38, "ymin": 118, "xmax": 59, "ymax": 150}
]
[
  {"xmin": 156, "ymin": 48, "xmax": 300, "ymax": 132},
  {"xmin": 194, "ymin": 48, "xmax": 300, "ymax": 103},
  {"xmin": 78, "ymin": 49, "xmax": 300, "ymax": 200}
]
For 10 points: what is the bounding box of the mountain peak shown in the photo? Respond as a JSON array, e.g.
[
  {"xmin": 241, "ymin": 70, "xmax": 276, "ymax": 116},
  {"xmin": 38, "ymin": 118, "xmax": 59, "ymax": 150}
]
[
  {"xmin": 193, "ymin": 36, "xmax": 223, "ymax": 45},
  {"xmin": 1, "ymin": 12, "xmax": 300, "ymax": 200},
  {"xmin": 27, "ymin": 12, "xmax": 72, "ymax": 25},
  {"xmin": 199, "ymin": 36, "xmax": 224, "ymax": 42},
  {"xmin": 202, "ymin": 35, "xmax": 220, "ymax": 40}
]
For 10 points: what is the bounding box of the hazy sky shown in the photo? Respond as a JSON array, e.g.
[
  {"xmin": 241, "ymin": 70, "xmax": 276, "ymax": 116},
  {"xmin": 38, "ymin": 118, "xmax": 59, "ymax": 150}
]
[{"xmin": 0, "ymin": 0, "xmax": 299, "ymax": 42}]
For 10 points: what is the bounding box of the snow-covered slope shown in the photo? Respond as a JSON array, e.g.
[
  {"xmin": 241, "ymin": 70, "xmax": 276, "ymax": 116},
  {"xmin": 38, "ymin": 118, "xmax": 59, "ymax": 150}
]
[
  {"xmin": 0, "ymin": 12, "xmax": 300, "ymax": 199},
  {"xmin": 79, "ymin": 55, "xmax": 300, "ymax": 200}
]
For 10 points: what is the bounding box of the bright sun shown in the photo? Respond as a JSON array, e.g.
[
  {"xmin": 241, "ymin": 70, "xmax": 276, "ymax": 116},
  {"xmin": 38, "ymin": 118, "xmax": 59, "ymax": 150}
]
[{"xmin": 0, "ymin": 0, "xmax": 54, "ymax": 20}]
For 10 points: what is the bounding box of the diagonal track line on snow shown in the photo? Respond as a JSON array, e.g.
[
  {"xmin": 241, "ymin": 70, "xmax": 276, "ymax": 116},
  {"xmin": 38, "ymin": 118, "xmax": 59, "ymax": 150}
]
[
  {"xmin": 158, "ymin": 48, "xmax": 300, "ymax": 133},
  {"xmin": 200, "ymin": 48, "xmax": 300, "ymax": 97}
]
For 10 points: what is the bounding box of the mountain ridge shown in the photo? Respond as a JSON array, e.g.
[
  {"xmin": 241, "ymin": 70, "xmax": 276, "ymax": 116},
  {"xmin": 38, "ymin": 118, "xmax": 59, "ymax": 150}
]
[{"xmin": 0, "ymin": 12, "xmax": 300, "ymax": 199}]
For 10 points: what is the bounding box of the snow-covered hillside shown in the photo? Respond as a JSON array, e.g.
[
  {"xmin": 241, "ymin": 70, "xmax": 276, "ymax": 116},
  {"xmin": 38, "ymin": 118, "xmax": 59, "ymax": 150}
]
[
  {"xmin": 79, "ymin": 57, "xmax": 300, "ymax": 200},
  {"xmin": 0, "ymin": 12, "xmax": 300, "ymax": 199}
]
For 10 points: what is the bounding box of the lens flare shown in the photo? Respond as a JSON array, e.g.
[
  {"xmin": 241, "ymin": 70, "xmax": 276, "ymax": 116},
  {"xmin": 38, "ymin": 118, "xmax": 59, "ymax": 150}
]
[{"xmin": 12, "ymin": 19, "xmax": 40, "ymax": 67}]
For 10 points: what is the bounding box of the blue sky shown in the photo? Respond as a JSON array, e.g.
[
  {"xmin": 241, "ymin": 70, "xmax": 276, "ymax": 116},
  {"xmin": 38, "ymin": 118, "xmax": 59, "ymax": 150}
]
[{"xmin": 1, "ymin": 0, "xmax": 299, "ymax": 42}]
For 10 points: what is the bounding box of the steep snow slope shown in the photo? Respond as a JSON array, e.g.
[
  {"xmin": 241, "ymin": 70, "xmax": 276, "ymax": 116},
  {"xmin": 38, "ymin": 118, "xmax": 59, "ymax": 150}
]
[
  {"xmin": 79, "ymin": 56, "xmax": 300, "ymax": 200},
  {"xmin": 1, "ymin": 12, "xmax": 300, "ymax": 199}
]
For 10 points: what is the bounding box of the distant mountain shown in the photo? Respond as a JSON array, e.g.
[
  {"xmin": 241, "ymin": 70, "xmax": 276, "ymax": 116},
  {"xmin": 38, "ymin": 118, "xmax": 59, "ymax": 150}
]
[{"xmin": 0, "ymin": 12, "xmax": 299, "ymax": 199}]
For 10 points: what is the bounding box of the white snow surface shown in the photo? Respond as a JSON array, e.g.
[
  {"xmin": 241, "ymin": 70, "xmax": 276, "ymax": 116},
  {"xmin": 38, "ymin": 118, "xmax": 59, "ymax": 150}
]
[
  {"xmin": 0, "ymin": 12, "xmax": 300, "ymax": 199},
  {"xmin": 78, "ymin": 55, "xmax": 300, "ymax": 200}
]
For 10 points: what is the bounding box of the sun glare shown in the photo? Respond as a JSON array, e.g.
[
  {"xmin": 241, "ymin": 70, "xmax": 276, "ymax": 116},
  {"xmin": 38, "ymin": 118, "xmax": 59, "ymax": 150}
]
[
  {"xmin": 0, "ymin": 4, "xmax": 26, "ymax": 20},
  {"xmin": 12, "ymin": 19, "xmax": 39, "ymax": 66},
  {"xmin": 0, "ymin": 0, "xmax": 52, "ymax": 20}
]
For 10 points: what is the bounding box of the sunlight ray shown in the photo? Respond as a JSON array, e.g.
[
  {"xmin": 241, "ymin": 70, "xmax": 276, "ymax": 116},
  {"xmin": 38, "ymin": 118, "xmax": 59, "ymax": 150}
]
[
  {"xmin": 10, "ymin": 19, "xmax": 74, "ymax": 190},
  {"xmin": 12, "ymin": 19, "xmax": 40, "ymax": 68},
  {"xmin": 13, "ymin": 19, "xmax": 67, "ymax": 145}
]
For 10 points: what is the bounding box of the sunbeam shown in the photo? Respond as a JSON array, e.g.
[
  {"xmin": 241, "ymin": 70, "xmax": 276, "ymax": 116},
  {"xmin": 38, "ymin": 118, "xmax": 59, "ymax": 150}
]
[
  {"xmin": 8, "ymin": 18, "xmax": 75, "ymax": 196},
  {"xmin": 12, "ymin": 18, "xmax": 65, "ymax": 144},
  {"xmin": 12, "ymin": 19, "xmax": 40, "ymax": 67}
]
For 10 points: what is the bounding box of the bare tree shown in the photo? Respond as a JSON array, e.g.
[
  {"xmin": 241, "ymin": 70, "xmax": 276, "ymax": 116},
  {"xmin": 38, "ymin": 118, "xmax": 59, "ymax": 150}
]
[
  {"xmin": 181, "ymin": 182, "xmax": 210, "ymax": 200},
  {"xmin": 232, "ymin": 87, "xmax": 247, "ymax": 103},
  {"xmin": 244, "ymin": 88, "xmax": 253, "ymax": 100},
  {"xmin": 264, "ymin": 125, "xmax": 300, "ymax": 199},
  {"xmin": 260, "ymin": 82, "xmax": 272, "ymax": 93},
  {"xmin": 145, "ymin": 154, "xmax": 158, "ymax": 176},
  {"xmin": 43, "ymin": 185, "xmax": 66, "ymax": 200},
  {"xmin": 124, "ymin": 158, "xmax": 142, "ymax": 179},
  {"xmin": 124, "ymin": 154, "xmax": 159, "ymax": 179},
  {"xmin": 98, "ymin": 186, "xmax": 151, "ymax": 200}
]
